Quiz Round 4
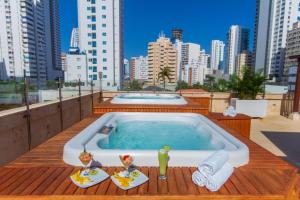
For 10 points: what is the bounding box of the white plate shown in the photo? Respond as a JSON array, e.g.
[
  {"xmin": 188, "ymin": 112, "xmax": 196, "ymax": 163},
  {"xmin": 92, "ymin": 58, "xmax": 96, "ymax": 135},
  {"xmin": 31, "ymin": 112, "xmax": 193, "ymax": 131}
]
[
  {"xmin": 70, "ymin": 168, "xmax": 109, "ymax": 188},
  {"xmin": 111, "ymin": 169, "xmax": 149, "ymax": 190}
]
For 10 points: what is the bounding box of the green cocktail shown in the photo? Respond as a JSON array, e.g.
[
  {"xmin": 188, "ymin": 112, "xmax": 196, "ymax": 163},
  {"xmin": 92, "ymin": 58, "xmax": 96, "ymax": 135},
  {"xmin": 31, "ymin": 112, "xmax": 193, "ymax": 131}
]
[{"xmin": 158, "ymin": 149, "xmax": 168, "ymax": 179}]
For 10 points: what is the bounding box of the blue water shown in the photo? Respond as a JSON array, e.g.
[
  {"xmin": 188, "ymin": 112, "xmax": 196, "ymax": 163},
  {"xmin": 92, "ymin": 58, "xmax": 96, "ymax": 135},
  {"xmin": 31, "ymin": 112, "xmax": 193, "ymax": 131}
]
[
  {"xmin": 119, "ymin": 95, "xmax": 179, "ymax": 100},
  {"xmin": 98, "ymin": 121, "xmax": 218, "ymax": 150}
]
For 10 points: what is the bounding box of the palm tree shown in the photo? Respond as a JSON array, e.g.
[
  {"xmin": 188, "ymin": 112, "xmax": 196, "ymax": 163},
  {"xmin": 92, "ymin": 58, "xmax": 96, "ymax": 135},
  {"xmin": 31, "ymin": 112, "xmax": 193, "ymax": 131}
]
[{"xmin": 158, "ymin": 67, "xmax": 171, "ymax": 90}]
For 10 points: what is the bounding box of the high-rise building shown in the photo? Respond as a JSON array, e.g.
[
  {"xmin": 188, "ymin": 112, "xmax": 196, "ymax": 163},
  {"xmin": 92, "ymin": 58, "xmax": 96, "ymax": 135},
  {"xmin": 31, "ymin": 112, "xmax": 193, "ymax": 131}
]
[
  {"xmin": 210, "ymin": 40, "xmax": 225, "ymax": 71},
  {"xmin": 254, "ymin": 0, "xmax": 300, "ymax": 81},
  {"xmin": 77, "ymin": 0, "xmax": 124, "ymax": 90},
  {"xmin": 70, "ymin": 28, "xmax": 79, "ymax": 49},
  {"xmin": 147, "ymin": 34, "xmax": 177, "ymax": 85},
  {"xmin": 44, "ymin": 0, "xmax": 63, "ymax": 81},
  {"xmin": 181, "ymin": 43, "xmax": 201, "ymax": 83},
  {"xmin": 236, "ymin": 51, "xmax": 253, "ymax": 78},
  {"xmin": 181, "ymin": 43, "xmax": 210, "ymax": 85},
  {"xmin": 284, "ymin": 22, "xmax": 300, "ymax": 91},
  {"xmin": 0, "ymin": 0, "xmax": 62, "ymax": 87},
  {"xmin": 123, "ymin": 59, "xmax": 130, "ymax": 79},
  {"xmin": 171, "ymin": 29, "xmax": 183, "ymax": 42},
  {"xmin": 174, "ymin": 39, "xmax": 183, "ymax": 81},
  {"xmin": 130, "ymin": 56, "xmax": 148, "ymax": 81},
  {"xmin": 226, "ymin": 25, "xmax": 249, "ymax": 75}
]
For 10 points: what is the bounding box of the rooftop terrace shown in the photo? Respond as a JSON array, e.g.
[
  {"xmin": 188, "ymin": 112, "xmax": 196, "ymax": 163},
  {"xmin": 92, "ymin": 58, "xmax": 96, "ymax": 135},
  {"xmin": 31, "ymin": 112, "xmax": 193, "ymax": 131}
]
[{"xmin": 0, "ymin": 91, "xmax": 299, "ymax": 199}]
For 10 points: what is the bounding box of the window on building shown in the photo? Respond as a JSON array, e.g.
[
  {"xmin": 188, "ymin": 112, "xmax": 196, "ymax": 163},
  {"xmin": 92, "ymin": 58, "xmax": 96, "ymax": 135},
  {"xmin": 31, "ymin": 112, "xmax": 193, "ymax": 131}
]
[
  {"xmin": 77, "ymin": 66, "xmax": 81, "ymax": 70},
  {"xmin": 102, "ymin": 6, "xmax": 106, "ymax": 10},
  {"xmin": 103, "ymin": 75, "xmax": 107, "ymax": 78},
  {"xmin": 102, "ymin": 32, "xmax": 107, "ymax": 36},
  {"xmin": 92, "ymin": 41, "xmax": 97, "ymax": 47},
  {"xmin": 93, "ymin": 74, "xmax": 97, "ymax": 80},
  {"xmin": 91, "ymin": 0, "xmax": 95, "ymax": 4},
  {"xmin": 102, "ymin": 49, "xmax": 107, "ymax": 53},
  {"xmin": 102, "ymin": 41, "xmax": 107, "ymax": 45},
  {"xmin": 93, "ymin": 67, "xmax": 97, "ymax": 72},
  {"xmin": 91, "ymin": 15, "xmax": 96, "ymax": 22},
  {"xmin": 103, "ymin": 58, "xmax": 107, "ymax": 62},
  {"xmin": 103, "ymin": 66, "xmax": 107, "ymax": 70},
  {"xmin": 102, "ymin": 23, "xmax": 106, "ymax": 28},
  {"xmin": 92, "ymin": 24, "xmax": 96, "ymax": 30},
  {"xmin": 89, "ymin": 66, "xmax": 93, "ymax": 70},
  {"xmin": 91, "ymin": 7, "xmax": 96, "ymax": 13},
  {"xmin": 102, "ymin": 15, "xmax": 106, "ymax": 19},
  {"xmin": 93, "ymin": 58, "xmax": 97, "ymax": 64}
]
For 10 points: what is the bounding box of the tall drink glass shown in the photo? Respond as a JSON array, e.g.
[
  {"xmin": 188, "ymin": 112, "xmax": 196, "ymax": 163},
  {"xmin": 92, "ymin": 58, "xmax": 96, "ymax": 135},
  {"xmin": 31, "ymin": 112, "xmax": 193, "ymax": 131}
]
[{"xmin": 158, "ymin": 149, "xmax": 168, "ymax": 180}]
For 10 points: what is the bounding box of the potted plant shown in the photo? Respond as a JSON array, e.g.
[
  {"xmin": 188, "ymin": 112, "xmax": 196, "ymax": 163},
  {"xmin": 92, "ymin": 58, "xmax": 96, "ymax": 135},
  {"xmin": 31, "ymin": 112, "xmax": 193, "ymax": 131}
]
[{"xmin": 229, "ymin": 67, "xmax": 267, "ymax": 118}]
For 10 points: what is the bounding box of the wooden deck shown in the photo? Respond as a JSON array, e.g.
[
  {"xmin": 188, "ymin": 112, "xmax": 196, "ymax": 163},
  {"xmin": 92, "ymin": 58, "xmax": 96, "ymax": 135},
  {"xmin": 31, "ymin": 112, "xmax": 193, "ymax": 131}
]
[
  {"xmin": 93, "ymin": 97, "xmax": 210, "ymax": 115},
  {"xmin": 0, "ymin": 116, "xmax": 299, "ymax": 200}
]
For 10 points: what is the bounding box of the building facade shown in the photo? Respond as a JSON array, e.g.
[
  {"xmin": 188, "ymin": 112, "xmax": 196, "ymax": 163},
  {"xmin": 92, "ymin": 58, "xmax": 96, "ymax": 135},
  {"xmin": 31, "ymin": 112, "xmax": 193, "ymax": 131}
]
[
  {"xmin": 171, "ymin": 29, "xmax": 183, "ymax": 42},
  {"xmin": 284, "ymin": 22, "xmax": 300, "ymax": 91},
  {"xmin": 77, "ymin": 0, "xmax": 124, "ymax": 90},
  {"xmin": 147, "ymin": 35, "xmax": 177, "ymax": 85},
  {"xmin": 254, "ymin": 0, "xmax": 300, "ymax": 81},
  {"xmin": 70, "ymin": 28, "xmax": 79, "ymax": 49},
  {"xmin": 64, "ymin": 53, "xmax": 88, "ymax": 84},
  {"xmin": 226, "ymin": 25, "xmax": 249, "ymax": 75},
  {"xmin": 130, "ymin": 56, "xmax": 148, "ymax": 81},
  {"xmin": 235, "ymin": 51, "xmax": 253, "ymax": 78},
  {"xmin": 0, "ymin": 0, "xmax": 62, "ymax": 87},
  {"xmin": 210, "ymin": 40, "xmax": 225, "ymax": 71},
  {"xmin": 123, "ymin": 58, "xmax": 130, "ymax": 79}
]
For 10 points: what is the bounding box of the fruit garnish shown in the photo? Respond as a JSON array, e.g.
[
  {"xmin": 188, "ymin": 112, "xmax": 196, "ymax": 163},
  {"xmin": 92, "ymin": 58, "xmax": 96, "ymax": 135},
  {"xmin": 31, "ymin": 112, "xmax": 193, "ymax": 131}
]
[
  {"xmin": 163, "ymin": 146, "xmax": 170, "ymax": 152},
  {"xmin": 131, "ymin": 171, "xmax": 140, "ymax": 178},
  {"xmin": 88, "ymin": 169, "xmax": 98, "ymax": 176},
  {"xmin": 113, "ymin": 172, "xmax": 134, "ymax": 188},
  {"xmin": 71, "ymin": 170, "xmax": 91, "ymax": 185}
]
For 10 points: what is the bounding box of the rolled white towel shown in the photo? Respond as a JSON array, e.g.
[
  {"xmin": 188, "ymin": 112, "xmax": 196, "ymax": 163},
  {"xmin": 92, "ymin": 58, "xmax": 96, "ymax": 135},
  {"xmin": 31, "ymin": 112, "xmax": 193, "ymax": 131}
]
[
  {"xmin": 192, "ymin": 170, "xmax": 207, "ymax": 187},
  {"xmin": 223, "ymin": 106, "xmax": 237, "ymax": 117},
  {"xmin": 198, "ymin": 150, "xmax": 229, "ymax": 177},
  {"xmin": 205, "ymin": 162, "xmax": 234, "ymax": 192}
]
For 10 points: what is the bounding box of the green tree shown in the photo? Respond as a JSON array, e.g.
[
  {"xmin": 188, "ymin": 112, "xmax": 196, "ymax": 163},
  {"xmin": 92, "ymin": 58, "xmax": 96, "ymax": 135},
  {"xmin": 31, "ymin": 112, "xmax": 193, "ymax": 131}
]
[
  {"xmin": 228, "ymin": 67, "xmax": 266, "ymax": 100},
  {"xmin": 127, "ymin": 79, "xmax": 143, "ymax": 91},
  {"xmin": 192, "ymin": 82, "xmax": 204, "ymax": 89},
  {"xmin": 175, "ymin": 81, "xmax": 190, "ymax": 91},
  {"xmin": 158, "ymin": 67, "xmax": 171, "ymax": 90}
]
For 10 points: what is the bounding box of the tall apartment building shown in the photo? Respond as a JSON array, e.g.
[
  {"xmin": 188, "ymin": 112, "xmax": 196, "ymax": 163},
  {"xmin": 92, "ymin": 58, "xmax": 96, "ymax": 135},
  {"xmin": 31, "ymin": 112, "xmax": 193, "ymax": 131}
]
[
  {"xmin": 78, "ymin": 0, "xmax": 124, "ymax": 90},
  {"xmin": 0, "ymin": 0, "xmax": 62, "ymax": 87},
  {"xmin": 236, "ymin": 51, "xmax": 253, "ymax": 78},
  {"xmin": 123, "ymin": 58, "xmax": 130, "ymax": 79},
  {"xmin": 181, "ymin": 43, "xmax": 201, "ymax": 83},
  {"xmin": 130, "ymin": 56, "xmax": 148, "ymax": 81},
  {"xmin": 171, "ymin": 29, "xmax": 183, "ymax": 42},
  {"xmin": 254, "ymin": 0, "xmax": 300, "ymax": 81},
  {"xmin": 147, "ymin": 34, "xmax": 177, "ymax": 86},
  {"xmin": 181, "ymin": 44, "xmax": 210, "ymax": 85},
  {"xmin": 210, "ymin": 40, "xmax": 225, "ymax": 71},
  {"xmin": 226, "ymin": 25, "xmax": 249, "ymax": 75},
  {"xmin": 70, "ymin": 28, "xmax": 79, "ymax": 49},
  {"xmin": 44, "ymin": 0, "xmax": 63, "ymax": 81},
  {"xmin": 284, "ymin": 22, "xmax": 300, "ymax": 91}
]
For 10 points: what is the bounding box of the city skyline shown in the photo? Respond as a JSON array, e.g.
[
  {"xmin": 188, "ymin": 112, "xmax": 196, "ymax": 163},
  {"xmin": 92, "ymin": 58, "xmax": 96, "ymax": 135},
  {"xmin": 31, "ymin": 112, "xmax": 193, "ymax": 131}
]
[{"xmin": 60, "ymin": 0, "xmax": 256, "ymax": 58}]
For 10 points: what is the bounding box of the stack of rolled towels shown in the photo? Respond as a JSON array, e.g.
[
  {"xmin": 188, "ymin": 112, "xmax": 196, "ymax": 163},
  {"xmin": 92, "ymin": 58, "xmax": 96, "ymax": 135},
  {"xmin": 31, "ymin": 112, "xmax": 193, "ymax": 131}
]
[
  {"xmin": 223, "ymin": 106, "xmax": 237, "ymax": 117},
  {"xmin": 192, "ymin": 150, "xmax": 234, "ymax": 192}
]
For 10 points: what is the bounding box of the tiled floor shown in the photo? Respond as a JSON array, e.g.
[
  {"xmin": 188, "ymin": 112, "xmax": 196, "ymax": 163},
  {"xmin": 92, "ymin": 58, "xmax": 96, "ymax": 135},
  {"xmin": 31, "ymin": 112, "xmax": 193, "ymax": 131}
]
[{"xmin": 250, "ymin": 115, "xmax": 300, "ymax": 156}]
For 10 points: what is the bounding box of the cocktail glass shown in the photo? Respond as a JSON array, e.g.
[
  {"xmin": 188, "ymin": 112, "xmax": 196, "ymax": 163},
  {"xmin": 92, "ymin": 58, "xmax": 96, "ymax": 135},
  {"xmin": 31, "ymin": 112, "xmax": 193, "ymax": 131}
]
[
  {"xmin": 79, "ymin": 151, "xmax": 93, "ymax": 176},
  {"xmin": 119, "ymin": 155, "xmax": 133, "ymax": 177}
]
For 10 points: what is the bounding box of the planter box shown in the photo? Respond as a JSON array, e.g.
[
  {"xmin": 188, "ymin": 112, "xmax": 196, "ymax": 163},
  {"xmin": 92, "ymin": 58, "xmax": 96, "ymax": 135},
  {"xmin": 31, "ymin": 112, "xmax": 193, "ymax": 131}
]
[{"xmin": 231, "ymin": 98, "xmax": 268, "ymax": 118}]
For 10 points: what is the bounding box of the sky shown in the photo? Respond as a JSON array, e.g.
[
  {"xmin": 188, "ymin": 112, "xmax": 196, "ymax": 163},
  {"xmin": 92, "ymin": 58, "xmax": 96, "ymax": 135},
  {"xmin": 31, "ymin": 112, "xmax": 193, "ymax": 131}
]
[{"xmin": 60, "ymin": 0, "xmax": 256, "ymax": 59}]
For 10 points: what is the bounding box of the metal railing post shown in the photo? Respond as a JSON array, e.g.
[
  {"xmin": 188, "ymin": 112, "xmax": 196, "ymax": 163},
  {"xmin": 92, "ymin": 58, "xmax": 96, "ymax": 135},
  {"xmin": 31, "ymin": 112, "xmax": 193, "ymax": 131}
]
[
  {"xmin": 58, "ymin": 78, "xmax": 63, "ymax": 131},
  {"xmin": 91, "ymin": 80, "xmax": 94, "ymax": 112},
  {"xmin": 23, "ymin": 69, "xmax": 31, "ymax": 150},
  {"xmin": 78, "ymin": 79, "xmax": 82, "ymax": 120},
  {"xmin": 98, "ymin": 72, "xmax": 103, "ymax": 103}
]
